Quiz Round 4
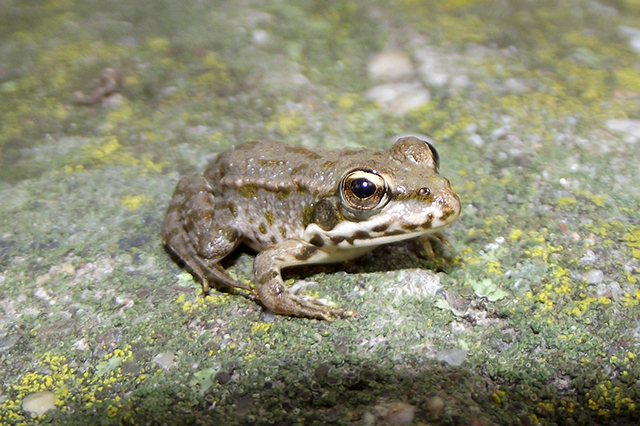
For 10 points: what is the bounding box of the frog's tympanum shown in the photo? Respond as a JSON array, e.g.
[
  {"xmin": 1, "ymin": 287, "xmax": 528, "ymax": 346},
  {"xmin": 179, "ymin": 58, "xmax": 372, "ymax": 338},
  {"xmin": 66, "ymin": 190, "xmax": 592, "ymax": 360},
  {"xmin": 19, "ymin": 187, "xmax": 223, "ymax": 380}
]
[{"xmin": 162, "ymin": 137, "xmax": 460, "ymax": 320}]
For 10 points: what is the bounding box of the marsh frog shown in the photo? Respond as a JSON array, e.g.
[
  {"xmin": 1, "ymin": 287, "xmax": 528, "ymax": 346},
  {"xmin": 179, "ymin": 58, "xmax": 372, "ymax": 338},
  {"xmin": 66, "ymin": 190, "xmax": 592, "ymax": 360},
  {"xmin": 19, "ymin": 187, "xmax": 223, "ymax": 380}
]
[{"xmin": 162, "ymin": 137, "xmax": 460, "ymax": 320}]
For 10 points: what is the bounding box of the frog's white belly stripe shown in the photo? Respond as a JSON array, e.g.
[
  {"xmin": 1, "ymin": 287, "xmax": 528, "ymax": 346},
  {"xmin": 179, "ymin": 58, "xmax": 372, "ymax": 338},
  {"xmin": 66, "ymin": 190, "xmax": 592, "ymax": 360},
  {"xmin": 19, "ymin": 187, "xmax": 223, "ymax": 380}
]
[
  {"xmin": 294, "ymin": 244, "xmax": 376, "ymax": 266},
  {"xmin": 303, "ymin": 202, "xmax": 449, "ymax": 250}
]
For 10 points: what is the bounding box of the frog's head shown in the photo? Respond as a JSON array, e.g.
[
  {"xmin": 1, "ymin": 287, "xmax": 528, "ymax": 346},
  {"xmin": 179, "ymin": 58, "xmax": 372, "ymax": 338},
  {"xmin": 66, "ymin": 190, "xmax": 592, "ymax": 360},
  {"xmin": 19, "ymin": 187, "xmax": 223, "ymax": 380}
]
[{"xmin": 304, "ymin": 136, "xmax": 461, "ymax": 249}]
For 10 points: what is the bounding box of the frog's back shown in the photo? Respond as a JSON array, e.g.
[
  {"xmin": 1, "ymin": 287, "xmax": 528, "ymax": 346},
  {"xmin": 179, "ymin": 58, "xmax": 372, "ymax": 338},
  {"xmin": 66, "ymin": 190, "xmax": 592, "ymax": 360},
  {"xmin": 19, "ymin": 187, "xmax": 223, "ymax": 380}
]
[
  {"xmin": 205, "ymin": 140, "xmax": 366, "ymax": 194},
  {"xmin": 203, "ymin": 141, "xmax": 371, "ymax": 250}
]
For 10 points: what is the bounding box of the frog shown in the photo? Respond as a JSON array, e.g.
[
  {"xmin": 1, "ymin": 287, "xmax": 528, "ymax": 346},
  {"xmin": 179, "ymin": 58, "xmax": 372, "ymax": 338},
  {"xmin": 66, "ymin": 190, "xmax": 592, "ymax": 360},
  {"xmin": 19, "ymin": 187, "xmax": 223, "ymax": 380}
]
[{"xmin": 161, "ymin": 136, "xmax": 461, "ymax": 320}]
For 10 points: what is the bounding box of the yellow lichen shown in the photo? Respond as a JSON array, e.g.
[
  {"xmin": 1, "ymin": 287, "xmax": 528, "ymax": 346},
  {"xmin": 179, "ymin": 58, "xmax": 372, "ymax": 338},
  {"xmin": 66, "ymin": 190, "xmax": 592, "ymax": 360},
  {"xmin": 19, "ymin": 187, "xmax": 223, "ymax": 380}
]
[
  {"xmin": 120, "ymin": 195, "xmax": 152, "ymax": 211},
  {"xmin": 146, "ymin": 37, "xmax": 172, "ymax": 54},
  {"xmin": 615, "ymin": 68, "xmax": 640, "ymax": 93},
  {"xmin": 0, "ymin": 347, "xmax": 136, "ymax": 424},
  {"xmin": 484, "ymin": 261, "xmax": 502, "ymax": 275},
  {"xmin": 509, "ymin": 229, "xmax": 523, "ymax": 240},
  {"xmin": 336, "ymin": 93, "xmax": 359, "ymax": 111},
  {"xmin": 251, "ymin": 322, "xmax": 271, "ymax": 335},
  {"xmin": 491, "ymin": 389, "xmax": 506, "ymax": 405},
  {"xmin": 266, "ymin": 112, "xmax": 305, "ymax": 135},
  {"xmin": 558, "ymin": 197, "xmax": 577, "ymax": 207}
]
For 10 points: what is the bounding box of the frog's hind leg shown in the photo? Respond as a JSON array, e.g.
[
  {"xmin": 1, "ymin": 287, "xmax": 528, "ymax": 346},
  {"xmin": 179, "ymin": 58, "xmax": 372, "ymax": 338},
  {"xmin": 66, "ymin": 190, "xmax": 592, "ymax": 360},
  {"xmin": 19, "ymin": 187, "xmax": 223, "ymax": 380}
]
[{"xmin": 162, "ymin": 175, "xmax": 253, "ymax": 298}]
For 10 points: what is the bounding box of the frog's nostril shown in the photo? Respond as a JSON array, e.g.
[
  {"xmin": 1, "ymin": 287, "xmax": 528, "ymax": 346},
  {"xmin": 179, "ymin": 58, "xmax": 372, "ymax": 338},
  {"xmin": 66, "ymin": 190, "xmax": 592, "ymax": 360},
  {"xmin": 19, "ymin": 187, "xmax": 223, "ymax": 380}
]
[{"xmin": 418, "ymin": 187, "xmax": 430, "ymax": 197}]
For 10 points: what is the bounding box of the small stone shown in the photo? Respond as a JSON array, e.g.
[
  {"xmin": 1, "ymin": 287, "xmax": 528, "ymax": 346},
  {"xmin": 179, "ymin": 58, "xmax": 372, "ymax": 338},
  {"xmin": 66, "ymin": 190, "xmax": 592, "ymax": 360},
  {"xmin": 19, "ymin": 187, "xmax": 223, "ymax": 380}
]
[
  {"xmin": 426, "ymin": 395, "xmax": 445, "ymax": 416},
  {"xmin": 384, "ymin": 402, "xmax": 416, "ymax": 425},
  {"xmin": 436, "ymin": 348, "xmax": 467, "ymax": 366},
  {"xmin": 386, "ymin": 269, "xmax": 441, "ymax": 301},
  {"xmin": 609, "ymin": 282, "xmax": 623, "ymax": 301},
  {"xmin": 0, "ymin": 334, "xmax": 20, "ymax": 352},
  {"xmin": 595, "ymin": 283, "xmax": 609, "ymax": 298},
  {"xmin": 367, "ymin": 51, "xmax": 415, "ymax": 81},
  {"xmin": 252, "ymin": 29, "xmax": 269, "ymax": 46},
  {"xmin": 362, "ymin": 411, "xmax": 376, "ymax": 426},
  {"xmin": 468, "ymin": 134, "xmax": 484, "ymax": 147},
  {"xmin": 33, "ymin": 287, "xmax": 51, "ymax": 301},
  {"xmin": 365, "ymin": 82, "xmax": 430, "ymax": 115},
  {"xmin": 583, "ymin": 269, "xmax": 604, "ymax": 285},
  {"xmin": 619, "ymin": 26, "xmax": 640, "ymax": 54},
  {"xmin": 22, "ymin": 391, "xmax": 56, "ymax": 416},
  {"xmin": 450, "ymin": 74, "xmax": 471, "ymax": 88},
  {"xmin": 580, "ymin": 249, "xmax": 597, "ymax": 265},
  {"xmin": 72, "ymin": 338, "xmax": 88, "ymax": 351},
  {"xmin": 505, "ymin": 77, "xmax": 527, "ymax": 94},
  {"xmin": 417, "ymin": 56, "xmax": 449, "ymax": 86},
  {"xmin": 606, "ymin": 119, "xmax": 640, "ymax": 143},
  {"xmin": 152, "ymin": 352, "xmax": 176, "ymax": 371},
  {"xmin": 50, "ymin": 263, "xmax": 76, "ymax": 275}
]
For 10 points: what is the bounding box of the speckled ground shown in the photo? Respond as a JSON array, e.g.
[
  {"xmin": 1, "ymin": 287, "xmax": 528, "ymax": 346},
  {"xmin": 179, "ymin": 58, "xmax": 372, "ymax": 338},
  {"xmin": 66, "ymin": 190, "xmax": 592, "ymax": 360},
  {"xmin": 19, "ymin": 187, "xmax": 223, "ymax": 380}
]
[{"xmin": 2, "ymin": 0, "xmax": 640, "ymax": 425}]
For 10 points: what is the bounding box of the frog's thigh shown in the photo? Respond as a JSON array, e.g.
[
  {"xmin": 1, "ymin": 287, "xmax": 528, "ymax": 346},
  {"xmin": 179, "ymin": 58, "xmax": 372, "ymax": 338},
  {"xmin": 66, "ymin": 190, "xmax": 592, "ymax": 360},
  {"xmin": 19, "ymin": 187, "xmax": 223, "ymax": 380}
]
[
  {"xmin": 254, "ymin": 240, "xmax": 355, "ymax": 320},
  {"xmin": 176, "ymin": 178, "xmax": 235, "ymax": 258},
  {"xmin": 163, "ymin": 176, "xmax": 248, "ymax": 293}
]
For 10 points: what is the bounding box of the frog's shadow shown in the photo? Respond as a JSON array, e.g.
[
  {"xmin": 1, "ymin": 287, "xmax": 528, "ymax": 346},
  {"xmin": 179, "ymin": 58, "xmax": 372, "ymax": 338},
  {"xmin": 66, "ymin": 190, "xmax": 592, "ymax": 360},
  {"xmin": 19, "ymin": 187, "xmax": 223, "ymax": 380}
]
[{"xmin": 221, "ymin": 237, "xmax": 456, "ymax": 283}]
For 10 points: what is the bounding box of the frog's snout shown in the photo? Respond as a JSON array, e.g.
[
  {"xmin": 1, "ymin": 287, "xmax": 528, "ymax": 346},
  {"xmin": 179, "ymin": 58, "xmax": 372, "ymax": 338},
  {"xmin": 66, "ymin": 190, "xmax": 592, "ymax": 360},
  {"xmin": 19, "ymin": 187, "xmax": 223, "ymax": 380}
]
[{"xmin": 435, "ymin": 189, "xmax": 461, "ymax": 223}]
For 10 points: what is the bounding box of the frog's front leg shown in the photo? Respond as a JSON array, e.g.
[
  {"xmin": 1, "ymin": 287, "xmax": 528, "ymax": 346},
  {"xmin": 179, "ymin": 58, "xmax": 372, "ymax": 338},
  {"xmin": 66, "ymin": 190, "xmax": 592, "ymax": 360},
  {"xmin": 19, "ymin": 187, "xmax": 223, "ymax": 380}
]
[
  {"xmin": 253, "ymin": 240, "xmax": 356, "ymax": 320},
  {"xmin": 416, "ymin": 232, "xmax": 454, "ymax": 259}
]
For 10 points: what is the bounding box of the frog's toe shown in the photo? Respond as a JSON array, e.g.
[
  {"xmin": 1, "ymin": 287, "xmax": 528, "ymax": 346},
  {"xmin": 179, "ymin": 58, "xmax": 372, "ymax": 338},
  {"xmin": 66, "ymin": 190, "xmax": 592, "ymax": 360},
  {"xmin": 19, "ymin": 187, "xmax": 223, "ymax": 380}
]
[{"xmin": 269, "ymin": 291, "xmax": 354, "ymax": 320}]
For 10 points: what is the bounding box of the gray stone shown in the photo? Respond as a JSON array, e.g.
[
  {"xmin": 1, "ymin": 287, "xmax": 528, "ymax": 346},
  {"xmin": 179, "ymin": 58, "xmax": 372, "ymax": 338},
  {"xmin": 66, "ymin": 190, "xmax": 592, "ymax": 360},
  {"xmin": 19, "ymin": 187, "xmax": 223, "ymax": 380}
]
[
  {"xmin": 584, "ymin": 269, "xmax": 604, "ymax": 285},
  {"xmin": 365, "ymin": 82, "xmax": 430, "ymax": 115},
  {"xmin": 367, "ymin": 51, "xmax": 415, "ymax": 81},
  {"xmin": 22, "ymin": 391, "xmax": 56, "ymax": 416},
  {"xmin": 436, "ymin": 348, "xmax": 467, "ymax": 366}
]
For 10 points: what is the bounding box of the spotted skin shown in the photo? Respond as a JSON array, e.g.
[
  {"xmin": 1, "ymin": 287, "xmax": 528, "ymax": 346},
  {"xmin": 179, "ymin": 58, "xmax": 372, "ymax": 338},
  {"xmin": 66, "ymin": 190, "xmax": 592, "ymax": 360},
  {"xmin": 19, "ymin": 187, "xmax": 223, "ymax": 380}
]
[{"xmin": 162, "ymin": 137, "xmax": 461, "ymax": 320}]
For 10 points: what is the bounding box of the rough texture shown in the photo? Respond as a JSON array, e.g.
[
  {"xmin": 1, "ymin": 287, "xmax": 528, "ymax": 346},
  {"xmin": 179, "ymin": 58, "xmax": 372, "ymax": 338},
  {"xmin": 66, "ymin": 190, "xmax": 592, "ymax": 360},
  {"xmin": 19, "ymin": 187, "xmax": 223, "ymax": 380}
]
[{"xmin": 1, "ymin": 0, "xmax": 640, "ymax": 425}]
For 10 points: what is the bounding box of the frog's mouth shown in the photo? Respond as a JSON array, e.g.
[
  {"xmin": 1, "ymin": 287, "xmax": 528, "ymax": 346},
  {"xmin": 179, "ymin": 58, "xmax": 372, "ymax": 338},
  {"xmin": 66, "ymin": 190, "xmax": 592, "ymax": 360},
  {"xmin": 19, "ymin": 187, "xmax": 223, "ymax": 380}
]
[{"xmin": 304, "ymin": 197, "xmax": 460, "ymax": 249}]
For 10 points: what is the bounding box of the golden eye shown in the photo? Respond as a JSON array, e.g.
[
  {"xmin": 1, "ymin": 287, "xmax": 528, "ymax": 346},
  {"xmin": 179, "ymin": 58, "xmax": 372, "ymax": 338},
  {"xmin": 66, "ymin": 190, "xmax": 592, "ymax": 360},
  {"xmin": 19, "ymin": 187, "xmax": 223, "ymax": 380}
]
[{"xmin": 340, "ymin": 170, "xmax": 389, "ymax": 211}]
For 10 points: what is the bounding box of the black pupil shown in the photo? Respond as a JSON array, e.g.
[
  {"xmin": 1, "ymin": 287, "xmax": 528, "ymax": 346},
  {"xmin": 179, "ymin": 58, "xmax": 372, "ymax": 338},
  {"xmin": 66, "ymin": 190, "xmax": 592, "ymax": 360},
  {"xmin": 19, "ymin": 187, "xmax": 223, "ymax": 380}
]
[{"xmin": 350, "ymin": 178, "xmax": 376, "ymax": 198}]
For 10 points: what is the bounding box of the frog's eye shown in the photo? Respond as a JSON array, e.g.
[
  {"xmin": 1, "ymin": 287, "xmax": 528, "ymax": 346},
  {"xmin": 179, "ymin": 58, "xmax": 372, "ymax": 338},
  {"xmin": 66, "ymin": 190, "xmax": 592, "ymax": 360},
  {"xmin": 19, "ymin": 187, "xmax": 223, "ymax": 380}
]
[
  {"xmin": 424, "ymin": 140, "xmax": 440, "ymax": 170},
  {"xmin": 340, "ymin": 170, "xmax": 389, "ymax": 211}
]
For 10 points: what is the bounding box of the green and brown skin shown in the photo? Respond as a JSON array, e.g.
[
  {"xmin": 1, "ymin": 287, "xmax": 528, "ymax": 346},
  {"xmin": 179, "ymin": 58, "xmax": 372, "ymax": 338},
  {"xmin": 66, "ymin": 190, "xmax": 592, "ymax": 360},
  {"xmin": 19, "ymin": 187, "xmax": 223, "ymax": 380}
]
[{"xmin": 162, "ymin": 137, "xmax": 461, "ymax": 320}]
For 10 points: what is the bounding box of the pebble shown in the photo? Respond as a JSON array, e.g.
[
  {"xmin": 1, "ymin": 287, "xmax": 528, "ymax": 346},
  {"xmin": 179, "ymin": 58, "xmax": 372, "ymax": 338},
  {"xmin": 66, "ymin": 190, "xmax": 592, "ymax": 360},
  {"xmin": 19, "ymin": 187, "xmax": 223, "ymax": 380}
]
[
  {"xmin": 580, "ymin": 249, "xmax": 598, "ymax": 265},
  {"xmin": 606, "ymin": 119, "xmax": 640, "ymax": 143},
  {"xmin": 366, "ymin": 401, "xmax": 416, "ymax": 425},
  {"xmin": 384, "ymin": 402, "xmax": 416, "ymax": 425},
  {"xmin": 152, "ymin": 352, "xmax": 176, "ymax": 371},
  {"xmin": 365, "ymin": 82, "xmax": 430, "ymax": 115},
  {"xmin": 426, "ymin": 395, "xmax": 445, "ymax": 416},
  {"xmin": 33, "ymin": 287, "xmax": 51, "ymax": 302},
  {"xmin": 22, "ymin": 391, "xmax": 56, "ymax": 416},
  {"xmin": 468, "ymin": 134, "xmax": 484, "ymax": 147},
  {"xmin": 252, "ymin": 29, "xmax": 269, "ymax": 46},
  {"xmin": 0, "ymin": 334, "xmax": 20, "ymax": 352},
  {"xmin": 419, "ymin": 62, "xmax": 450, "ymax": 86},
  {"xmin": 367, "ymin": 51, "xmax": 415, "ymax": 81},
  {"xmin": 415, "ymin": 47, "xmax": 450, "ymax": 86},
  {"xmin": 386, "ymin": 269, "xmax": 441, "ymax": 301},
  {"xmin": 618, "ymin": 26, "xmax": 640, "ymax": 54},
  {"xmin": 583, "ymin": 269, "xmax": 604, "ymax": 285},
  {"xmin": 436, "ymin": 348, "xmax": 467, "ymax": 366}
]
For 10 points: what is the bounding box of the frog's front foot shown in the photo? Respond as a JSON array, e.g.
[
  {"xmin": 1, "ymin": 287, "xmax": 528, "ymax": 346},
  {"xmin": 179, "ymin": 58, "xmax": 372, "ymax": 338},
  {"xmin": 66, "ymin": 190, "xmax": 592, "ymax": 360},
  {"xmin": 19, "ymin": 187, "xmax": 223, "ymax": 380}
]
[
  {"xmin": 253, "ymin": 240, "xmax": 356, "ymax": 320},
  {"xmin": 417, "ymin": 232, "xmax": 454, "ymax": 259}
]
